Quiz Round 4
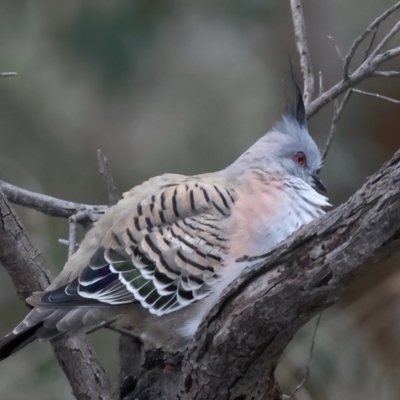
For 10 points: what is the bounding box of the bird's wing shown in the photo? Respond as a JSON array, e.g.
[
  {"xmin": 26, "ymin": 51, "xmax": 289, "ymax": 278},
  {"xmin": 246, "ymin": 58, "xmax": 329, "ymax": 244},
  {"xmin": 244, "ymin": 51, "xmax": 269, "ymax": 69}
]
[{"xmin": 29, "ymin": 180, "xmax": 237, "ymax": 316}]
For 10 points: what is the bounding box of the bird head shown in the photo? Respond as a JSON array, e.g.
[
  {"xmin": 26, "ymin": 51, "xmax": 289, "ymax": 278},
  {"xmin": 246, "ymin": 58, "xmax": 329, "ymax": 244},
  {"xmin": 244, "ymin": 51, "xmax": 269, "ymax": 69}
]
[{"xmin": 234, "ymin": 82, "xmax": 326, "ymax": 193}]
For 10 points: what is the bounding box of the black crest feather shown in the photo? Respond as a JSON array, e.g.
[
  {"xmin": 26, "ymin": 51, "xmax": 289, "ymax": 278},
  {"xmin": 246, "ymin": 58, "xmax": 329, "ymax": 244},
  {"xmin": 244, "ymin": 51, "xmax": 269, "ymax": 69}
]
[{"xmin": 285, "ymin": 58, "xmax": 307, "ymax": 127}]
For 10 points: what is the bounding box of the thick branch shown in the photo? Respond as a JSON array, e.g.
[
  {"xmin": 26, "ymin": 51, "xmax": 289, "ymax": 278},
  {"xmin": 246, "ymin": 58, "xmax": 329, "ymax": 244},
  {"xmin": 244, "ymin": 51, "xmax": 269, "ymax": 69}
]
[
  {"xmin": 0, "ymin": 191, "xmax": 113, "ymax": 400},
  {"xmin": 126, "ymin": 150, "xmax": 400, "ymax": 399}
]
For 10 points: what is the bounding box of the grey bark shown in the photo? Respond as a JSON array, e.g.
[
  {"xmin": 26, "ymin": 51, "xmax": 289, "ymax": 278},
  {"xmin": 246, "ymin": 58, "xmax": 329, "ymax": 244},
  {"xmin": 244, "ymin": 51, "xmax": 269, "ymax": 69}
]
[
  {"xmin": 122, "ymin": 150, "xmax": 400, "ymax": 399},
  {"xmin": 0, "ymin": 191, "xmax": 113, "ymax": 400}
]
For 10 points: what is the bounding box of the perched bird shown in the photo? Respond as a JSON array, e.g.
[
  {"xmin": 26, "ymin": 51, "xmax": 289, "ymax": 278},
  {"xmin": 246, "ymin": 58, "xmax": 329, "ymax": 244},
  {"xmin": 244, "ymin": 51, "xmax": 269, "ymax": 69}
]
[{"xmin": 0, "ymin": 84, "xmax": 329, "ymax": 360}]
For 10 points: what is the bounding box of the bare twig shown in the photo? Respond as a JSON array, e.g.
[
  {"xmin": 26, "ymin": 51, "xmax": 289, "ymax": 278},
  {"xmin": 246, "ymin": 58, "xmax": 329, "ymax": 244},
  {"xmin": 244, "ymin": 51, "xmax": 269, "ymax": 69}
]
[
  {"xmin": 68, "ymin": 215, "xmax": 77, "ymax": 259},
  {"xmin": 328, "ymin": 35, "xmax": 345, "ymax": 62},
  {"xmin": 363, "ymin": 26, "xmax": 378, "ymax": 61},
  {"xmin": 58, "ymin": 238, "xmax": 70, "ymax": 247},
  {"xmin": 104, "ymin": 325, "xmax": 139, "ymax": 339},
  {"xmin": 86, "ymin": 318, "xmax": 118, "ymax": 335},
  {"xmin": 343, "ymin": 1, "xmax": 400, "ymax": 80},
  {"xmin": 59, "ymin": 238, "xmax": 80, "ymax": 251},
  {"xmin": 318, "ymin": 71, "xmax": 324, "ymax": 95},
  {"xmin": 307, "ymin": 46, "xmax": 400, "ymax": 118},
  {"xmin": 96, "ymin": 150, "xmax": 141, "ymax": 391},
  {"xmin": 372, "ymin": 70, "xmax": 400, "ymax": 77},
  {"xmin": 352, "ymin": 88, "xmax": 400, "ymax": 104},
  {"xmin": 0, "ymin": 72, "xmax": 17, "ymax": 77},
  {"xmin": 290, "ymin": 0, "xmax": 314, "ymax": 105},
  {"xmin": 288, "ymin": 313, "xmax": 323, "ymax": 399},
  {"xmin": 0, "ymin": 180, "xmax": 107, "ymax": 220},
  {"xmin": 321, "ymin": 89, "xmax": 353, "ymax": 162},
  {"xmin": 368, "ymin": 20, "xmax": 400, "ymax": 60},
  {"xmin": 97, "ymin": 149, "xmax": 121, "ymax": 206}
]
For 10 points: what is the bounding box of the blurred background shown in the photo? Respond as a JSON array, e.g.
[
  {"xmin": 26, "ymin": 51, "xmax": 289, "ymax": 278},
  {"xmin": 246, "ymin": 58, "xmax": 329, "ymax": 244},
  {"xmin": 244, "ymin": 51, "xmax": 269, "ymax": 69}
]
[{"xmin": 0, "ymin": 1, "xmax": 399, "ymax": 399}]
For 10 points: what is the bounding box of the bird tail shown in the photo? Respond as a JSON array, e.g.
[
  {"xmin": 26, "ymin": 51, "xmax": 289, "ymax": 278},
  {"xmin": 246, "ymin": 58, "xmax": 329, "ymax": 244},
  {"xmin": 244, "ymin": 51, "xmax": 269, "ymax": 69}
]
[{"xmin": 0, "ymin": 323, "xmax": 42, "ymax": 361}]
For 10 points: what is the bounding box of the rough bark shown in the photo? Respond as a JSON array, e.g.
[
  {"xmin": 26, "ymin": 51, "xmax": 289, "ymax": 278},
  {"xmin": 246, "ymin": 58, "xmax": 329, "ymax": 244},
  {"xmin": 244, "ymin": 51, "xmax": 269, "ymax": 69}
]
[
  {"xmin": 0, "ymin": 191, "xmax": 113, "ymax": 400},
  {"xmin": 123, "ymin": 150, "xmax": 400, "ymax": 400}
]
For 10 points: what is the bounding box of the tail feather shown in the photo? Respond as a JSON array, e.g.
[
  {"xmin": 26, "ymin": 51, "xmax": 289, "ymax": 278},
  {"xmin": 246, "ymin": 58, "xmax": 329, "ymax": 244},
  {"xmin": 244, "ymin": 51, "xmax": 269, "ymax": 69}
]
[{"xmin": 0, "ymin": 324, "xmax": 42, "ymax": 361}]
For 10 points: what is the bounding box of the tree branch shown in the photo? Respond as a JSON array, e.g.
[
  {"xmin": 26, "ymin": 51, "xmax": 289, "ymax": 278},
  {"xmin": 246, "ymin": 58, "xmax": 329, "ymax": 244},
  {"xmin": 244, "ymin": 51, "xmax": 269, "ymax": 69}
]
[
  {"xmin": 372, "ymin": 70, "xmax": 400, "ymax": 77},
  {"xmin": 343, "ymin": 1, "xmax": 400, "ymax": 80},
  {"xmin": 352, "ymin": 88, "xmax": 400, "ymax": 104},
  {"xmin": 0, "ymin": 72, "xmax": 17, "ymax": 77},
  {"xmin": 290, "ymin": 0, "xmax": 314, "ymax": 105},
  {"xmin": 0, "ymin": 180, "xmax": 107, "ymax": 221},
  {"xmin": 307, "ymin": 2, "xmax": 400, "ymax": 120},
  {"xmin": 125, "ymin": 149, "xmax": 400, "ymax": 399},
  {"xmin": 321, "ymin": 89, "xmax": 353, "ymax": 163},
  {"xmin": 0, "ymin": 191, "xmax": 113, "ymax": 400},
  {"xmin": 97, "ymin": 149, "xmax": 121, "ymax": 206},
  {"xmin": 307, "ymin": 46, "xmax": 400, "ymax": 118}
]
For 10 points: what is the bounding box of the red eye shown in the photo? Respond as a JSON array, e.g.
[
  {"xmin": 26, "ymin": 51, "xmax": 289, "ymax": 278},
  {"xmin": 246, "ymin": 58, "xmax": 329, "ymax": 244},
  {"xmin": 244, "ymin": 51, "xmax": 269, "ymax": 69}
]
[{"xmin": 294, "ymin": 151, "xmax": 307, "ymax": 167}]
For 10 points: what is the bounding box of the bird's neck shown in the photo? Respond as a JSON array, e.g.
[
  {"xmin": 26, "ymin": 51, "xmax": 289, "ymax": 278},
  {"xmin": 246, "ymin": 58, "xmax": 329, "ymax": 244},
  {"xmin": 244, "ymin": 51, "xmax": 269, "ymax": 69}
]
[{"xmin": 228, "ymin": 172, "xmax": 329, "ymax": 259}]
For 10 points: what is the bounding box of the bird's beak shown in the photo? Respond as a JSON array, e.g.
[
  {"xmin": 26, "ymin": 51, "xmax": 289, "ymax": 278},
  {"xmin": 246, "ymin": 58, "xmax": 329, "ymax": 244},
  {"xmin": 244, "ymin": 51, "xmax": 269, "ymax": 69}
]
[{"xmin": 312, "ymin": 174, "xmax": 327, "ymax": 193}]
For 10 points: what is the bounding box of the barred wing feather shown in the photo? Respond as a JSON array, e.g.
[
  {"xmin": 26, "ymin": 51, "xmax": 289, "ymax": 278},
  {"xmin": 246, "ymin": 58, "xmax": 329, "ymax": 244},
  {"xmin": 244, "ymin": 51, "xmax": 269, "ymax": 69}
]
[{"xmin": 39, "ymin": 181, "xmax": 236, "ymax": 316}]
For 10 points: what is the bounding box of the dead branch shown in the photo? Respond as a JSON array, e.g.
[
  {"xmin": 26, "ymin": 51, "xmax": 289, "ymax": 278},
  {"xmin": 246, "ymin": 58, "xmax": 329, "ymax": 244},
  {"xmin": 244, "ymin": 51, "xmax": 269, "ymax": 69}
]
[
  {"xmin": 0, "ymin": 191, "xmax": 113, "ymax": 400},
  {"xmin": 287, "ymin": 313, "xmax": 322, "ymax": 399},
  {"xmin": 97, "ymin": 149, "xmax": 121, "ymax": 206},
  {"xmin": 95, "ymin": 150, "xmax": 143, "ymax": 396},
  {"xmin": 343, "ymin": 2, "xmax": 400, "ymax": 80},
  {"xmin": 0, "ymin": 72, "xmax": 17, "ymax": 77},
  {"xmin": 290, "ymin": 0, "xmax": 314, "ymax": 104},
  {"xmin": 321, "ymin": 89, "xmax": 353, "ymax": 163},
  {"xmin": 307, "ymin": 46, "xmax": 400, "ymax": 118},
  {"xmin": 372, "ymin": 71, "xmax": 400, "ymax": 77},
  {"xmin": 308, "ymin": 2, "xmax": 400, "ymax": 119},
  {"xmin": 68, "ymin": 215, "xmax": 78, "ymax": 259},
  {"xmin": 0, "ymin": 180, "xmax": 107, "ymax": 221},
  {"xmin": 352, "ymin": 88, "xmax": 400, "ymax": 104}
]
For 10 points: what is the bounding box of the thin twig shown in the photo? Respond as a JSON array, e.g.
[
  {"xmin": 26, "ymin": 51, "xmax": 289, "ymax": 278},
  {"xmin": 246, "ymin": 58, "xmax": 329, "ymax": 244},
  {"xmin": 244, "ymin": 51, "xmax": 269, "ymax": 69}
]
[
  {"xmin": 321, "ymin": 89, "xmax": 353, "ymax": 163},
  {"xmin": 363, "ymin": 26, "xmax": 378, "ymax": 61},
  {"xmin": 343, "ymin": 1, "xmax": 400, "ymax": 80},
  {"xmin": 352, "ymin": 88, "xmax": 400, "ymax": 104},
  {"xmin": 68, "ymin": 215, "xmax": 77, "ymax": 259},
  {"xmin": 86, "ymin": 318, "xmax": 118, "ymax": 335},
  {"xmin": 58, "ymin": 239, "xmax": 70, "ymax": 247},
  {"xmin": 86, "ymin": 318, "xmax": 138, "ymax": 338},
  {"xmin": 0, "ymin": 72, "xmax": 17, "ymax": 77},
  {"xmin": 288, "ymin": 312, "xmax": 323, "ymax": 399},
  {"xmin": 58, "ymin": 238, "xmax": 79, "ymax": 251},
  {"xmin": 290, "ymin": 0, "xmax": 314, "ymax": 105},
  {"xmin": 318, "ymin": 71, "xmax": 324, "ymax": 95},
  {"xmin": 327, "ymin": 35, "xmax": 345, "ymax": 62},
  {"xmin": 104, "ymin": 325, "xmax": 139, "ymax": 339},
  {"xmin": 97, "ymin": 149, "xmax": 121, "ymax": 206},
  {"xmin": 368, "ymin": 20, "xmax": 400, "ymax": 60},
  {"xmin": 372, "ymin": 70, "xmax": 400, "ymax": 77},
  {"xmin": 307, "ymin": 46, "xmax": 400, "ymax": 118}
]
